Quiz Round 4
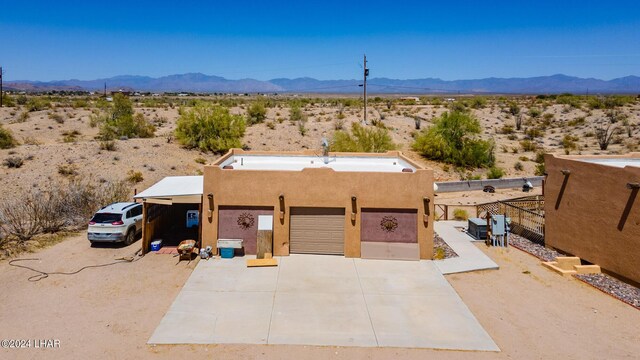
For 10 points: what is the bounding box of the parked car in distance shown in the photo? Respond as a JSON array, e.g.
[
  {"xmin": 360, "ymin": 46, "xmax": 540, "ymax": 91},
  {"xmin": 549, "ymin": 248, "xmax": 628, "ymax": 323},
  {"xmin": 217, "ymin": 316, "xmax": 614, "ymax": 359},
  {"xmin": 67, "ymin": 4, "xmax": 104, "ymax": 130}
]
[{"xmin": 87, "ymin": 202, "xmax": 143, "ymax": 245}]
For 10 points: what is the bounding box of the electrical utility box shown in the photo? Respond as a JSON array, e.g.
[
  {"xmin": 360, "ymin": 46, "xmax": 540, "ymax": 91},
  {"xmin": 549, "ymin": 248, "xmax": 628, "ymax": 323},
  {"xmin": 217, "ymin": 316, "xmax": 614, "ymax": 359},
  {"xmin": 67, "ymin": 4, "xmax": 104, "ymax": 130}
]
[
  {"xmin": 491, "ymin": 215, "xmax": 506, "ymax": 235},
  {"xmin": 468, "ymin": 218, "xmax": 487, "ymax": 240}
]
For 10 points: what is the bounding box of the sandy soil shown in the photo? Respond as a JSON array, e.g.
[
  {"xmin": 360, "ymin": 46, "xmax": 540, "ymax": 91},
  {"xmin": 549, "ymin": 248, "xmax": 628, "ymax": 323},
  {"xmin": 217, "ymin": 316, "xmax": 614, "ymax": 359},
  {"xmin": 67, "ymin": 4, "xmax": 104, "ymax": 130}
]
[
  {"xmin": 0, "ymin": 233, "xmax": 638, "ymax": 359},
  {"xmin": 1, "ymin": 99, "xmax": 638, "ymax": 202}
]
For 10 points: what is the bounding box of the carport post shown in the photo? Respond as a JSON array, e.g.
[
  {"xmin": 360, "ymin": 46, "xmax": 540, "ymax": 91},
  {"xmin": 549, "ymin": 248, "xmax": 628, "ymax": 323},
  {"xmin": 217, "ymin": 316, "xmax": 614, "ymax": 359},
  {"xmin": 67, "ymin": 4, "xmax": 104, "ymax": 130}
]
[{"xmin": 141, "ymin": 201, "xmax": 149, "ymax": 254}]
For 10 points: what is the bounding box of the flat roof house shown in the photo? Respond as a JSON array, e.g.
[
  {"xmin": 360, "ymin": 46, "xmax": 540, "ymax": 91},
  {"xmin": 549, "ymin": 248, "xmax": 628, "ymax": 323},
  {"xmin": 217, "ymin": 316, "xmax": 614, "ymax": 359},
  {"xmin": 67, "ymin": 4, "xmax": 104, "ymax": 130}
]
[
  {"xmin": 136, "ymin": 149, "xmax": 435, "ymax": 260},
  {"xmin": 544, "ymin": 153, "xmax": 640, "ymax": 285}
]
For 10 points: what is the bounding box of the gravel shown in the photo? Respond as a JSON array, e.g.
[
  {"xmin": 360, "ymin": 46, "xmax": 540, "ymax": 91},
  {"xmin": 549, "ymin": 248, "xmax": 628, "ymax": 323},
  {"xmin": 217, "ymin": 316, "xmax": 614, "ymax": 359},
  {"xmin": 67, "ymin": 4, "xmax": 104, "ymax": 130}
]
[
  {"xmin": 575, "ymin": 273, "xmax": 640, "ymax": 310},
  {"xmin": 433, "ymin": 232, "xmax": 458, "ymax": 259},
  {"xmin": 508, "ymin": 234, "xmax": 561, "ymax": 262},
  {"xmin": 508, "ymin": 234, "xmax": 640, "ymax": 310}
]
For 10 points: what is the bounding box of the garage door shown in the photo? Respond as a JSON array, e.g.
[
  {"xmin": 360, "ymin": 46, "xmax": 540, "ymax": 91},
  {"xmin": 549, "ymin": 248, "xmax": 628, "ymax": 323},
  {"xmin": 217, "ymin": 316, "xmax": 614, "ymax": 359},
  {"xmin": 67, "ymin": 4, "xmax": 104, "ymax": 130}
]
[{"xmin": 290, "ymin": 207, "xmax": 345, "ymax": 255}]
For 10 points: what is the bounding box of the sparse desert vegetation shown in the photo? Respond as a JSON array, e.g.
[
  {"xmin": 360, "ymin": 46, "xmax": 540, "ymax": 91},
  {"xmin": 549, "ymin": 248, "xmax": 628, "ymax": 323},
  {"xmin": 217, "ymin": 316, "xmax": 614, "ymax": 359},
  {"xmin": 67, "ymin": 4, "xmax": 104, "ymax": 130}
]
[{"xmin": 0, "ymin": 92, "xmax": 638, "ymax": 235}]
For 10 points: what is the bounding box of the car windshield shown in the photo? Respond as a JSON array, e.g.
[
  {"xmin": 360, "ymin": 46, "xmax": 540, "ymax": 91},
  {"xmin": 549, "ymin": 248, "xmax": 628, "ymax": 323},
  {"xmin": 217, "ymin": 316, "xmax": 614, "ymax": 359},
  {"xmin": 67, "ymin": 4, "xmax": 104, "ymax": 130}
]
[{"xmin": 90, "ymin": 213, "xmax": 122, "ymax": 223}]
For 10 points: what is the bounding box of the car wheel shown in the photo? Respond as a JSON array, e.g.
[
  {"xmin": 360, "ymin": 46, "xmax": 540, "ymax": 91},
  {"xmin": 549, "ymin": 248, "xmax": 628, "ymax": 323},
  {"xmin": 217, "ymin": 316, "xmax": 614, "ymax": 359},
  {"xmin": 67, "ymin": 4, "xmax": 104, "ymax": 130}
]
[{"xmin": 124, "ymin": 229, "xmax": 135, "ymax": 245}]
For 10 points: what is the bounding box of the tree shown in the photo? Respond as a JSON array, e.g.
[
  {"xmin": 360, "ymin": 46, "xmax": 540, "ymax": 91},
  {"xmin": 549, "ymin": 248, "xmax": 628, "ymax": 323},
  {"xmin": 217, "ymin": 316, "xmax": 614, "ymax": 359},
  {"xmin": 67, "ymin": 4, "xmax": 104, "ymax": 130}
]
[
  {"xmin": 412, "ymin": 111, "xmax": 495, "ymax": 168},
  {"xmin": 175, "ymin": 103, "xmax": 246, "ymax": 153},
  {"xmin": 331, "ymin": 123, "xmax": 396, "ymax": 153}
]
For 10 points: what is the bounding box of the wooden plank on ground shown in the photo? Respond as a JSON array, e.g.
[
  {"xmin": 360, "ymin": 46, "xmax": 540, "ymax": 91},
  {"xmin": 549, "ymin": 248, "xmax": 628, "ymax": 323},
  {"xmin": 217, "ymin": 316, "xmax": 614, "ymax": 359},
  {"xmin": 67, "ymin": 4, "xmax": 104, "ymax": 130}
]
[
  {"xmin": 246, "ymin": 258, "xmax": 278, "ymax": 267},
  {"xmin": 256, "ymin": 230, "xmax": 273, "ymax": 259}
]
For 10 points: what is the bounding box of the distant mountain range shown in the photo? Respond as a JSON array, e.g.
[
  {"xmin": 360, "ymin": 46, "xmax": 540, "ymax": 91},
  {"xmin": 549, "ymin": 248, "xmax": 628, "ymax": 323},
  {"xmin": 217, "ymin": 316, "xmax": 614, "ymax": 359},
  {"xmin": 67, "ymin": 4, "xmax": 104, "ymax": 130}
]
[{"xmin": 5, "ymin": 73, "xmax": 640, "ymax": 94}]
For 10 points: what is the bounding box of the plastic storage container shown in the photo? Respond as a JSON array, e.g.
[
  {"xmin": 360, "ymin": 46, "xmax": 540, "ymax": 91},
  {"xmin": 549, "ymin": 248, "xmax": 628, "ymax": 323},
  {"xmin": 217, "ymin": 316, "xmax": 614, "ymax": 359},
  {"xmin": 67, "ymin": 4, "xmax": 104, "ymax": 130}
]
[
  {"xmin": 150, "ymin": 239, "xmax": 163, "ymax": 251},
  {"xmin": 220, "ymin": 248, "xmax": 234, "ymax": 259}
]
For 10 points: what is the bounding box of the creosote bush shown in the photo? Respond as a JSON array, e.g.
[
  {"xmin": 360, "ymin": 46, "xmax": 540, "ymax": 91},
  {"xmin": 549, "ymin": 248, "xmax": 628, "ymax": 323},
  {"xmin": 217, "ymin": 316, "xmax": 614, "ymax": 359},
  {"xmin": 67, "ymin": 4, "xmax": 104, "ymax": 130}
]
[
  {"xmin": 0, "ymin": 125, "xmax": 18, "ymax": 149},
  {"xmin": 453, "ymin": 209, "xmax": 469, "ymax": 221},
  {"xmin": 246, "ymin": 101, "xmax": 267, "ymax": 125},
  {"xmin": 331, "ymin": 123, "xmax": 396, "ymax": 153},
  {"xmin": 175, "ymin": 103, "xmax": 246, "ymax": 153},
  {"xmin": 486, "ymin": 166, "xmax": 505, "ymax": 179},
  {"xmin": 98, "ymin": 94, "xmax": 155, "ymax": 140}
]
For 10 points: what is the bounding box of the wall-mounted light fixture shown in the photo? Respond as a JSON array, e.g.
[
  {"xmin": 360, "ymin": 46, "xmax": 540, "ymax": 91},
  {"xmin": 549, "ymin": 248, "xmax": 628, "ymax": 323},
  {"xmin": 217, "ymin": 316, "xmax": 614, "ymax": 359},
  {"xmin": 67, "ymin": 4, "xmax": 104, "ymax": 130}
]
[
  {"xmin": 207, "ymin": 193, "xmax": 214, "ymax": 218},
  {"xmin": 561, "ymin": 169, "xmax": 571, "ymax": 176},
  {"xmin": 350, "ymin": 195, "xmax": 357, "ymax": 222},
  {"xmin": 627, "ymin": 182, "xmax": 640, "ymax": 190},
  {"xmin": 279, "ymin": 193, "xmax": 285, "ymax": 220},
  {"xmin": 423, "ymin": 196, "xmax": 430, "ymax": 223}
]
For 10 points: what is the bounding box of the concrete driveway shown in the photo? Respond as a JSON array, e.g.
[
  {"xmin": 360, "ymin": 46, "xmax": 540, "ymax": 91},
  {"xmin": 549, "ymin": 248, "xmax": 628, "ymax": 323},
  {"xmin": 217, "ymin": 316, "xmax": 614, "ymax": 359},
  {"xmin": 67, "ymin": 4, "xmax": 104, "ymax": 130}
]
[{"xmin": 149, "ymin": 255, "xmax": 498, "ymax": 351}]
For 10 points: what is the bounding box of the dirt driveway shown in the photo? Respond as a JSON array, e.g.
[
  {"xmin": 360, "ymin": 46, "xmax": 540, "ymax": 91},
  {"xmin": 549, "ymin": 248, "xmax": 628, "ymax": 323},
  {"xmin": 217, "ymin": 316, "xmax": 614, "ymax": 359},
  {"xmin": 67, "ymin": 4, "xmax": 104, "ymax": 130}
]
[{"xmin": 1, "ymin": 233, "xmax": 639, "ymax": 359}]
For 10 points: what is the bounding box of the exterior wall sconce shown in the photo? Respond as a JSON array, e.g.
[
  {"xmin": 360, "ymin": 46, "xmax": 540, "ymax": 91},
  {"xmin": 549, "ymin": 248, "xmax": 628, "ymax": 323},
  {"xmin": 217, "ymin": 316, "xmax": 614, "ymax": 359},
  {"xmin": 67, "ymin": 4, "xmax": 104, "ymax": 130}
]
[
  {"xmin": 423, "ymin": 197, "xmax": 430, "ymax": 223},
  {"xmin": 351, "ymin": 195, "xmax": 357, "ymax": 222},
  {"xmin": 279, "ymin": 194, "xmax": 285, "ymax": 220},
  {"xmin": 561, "ymin": 169, "xmax": 571, "ymax": 176},
  {"xmin": 207, "ymin": 193, "xmax": 214, "ymax": 218},
  {"xmin": 627, "ymin": 182, "xmax": 640, "ymax": 190}
]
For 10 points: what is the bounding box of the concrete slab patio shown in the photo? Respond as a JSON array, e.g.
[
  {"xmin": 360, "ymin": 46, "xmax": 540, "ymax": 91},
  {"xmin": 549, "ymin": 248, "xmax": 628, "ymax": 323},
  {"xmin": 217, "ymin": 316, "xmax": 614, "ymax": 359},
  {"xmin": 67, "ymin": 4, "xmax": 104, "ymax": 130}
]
[
  {"xmin": 149, "ymin": 255, "xmax": 499, "ymax": 351},
  {"xmin": 434, "ymin": 221, "xmax": 499, "ymax": 275}
]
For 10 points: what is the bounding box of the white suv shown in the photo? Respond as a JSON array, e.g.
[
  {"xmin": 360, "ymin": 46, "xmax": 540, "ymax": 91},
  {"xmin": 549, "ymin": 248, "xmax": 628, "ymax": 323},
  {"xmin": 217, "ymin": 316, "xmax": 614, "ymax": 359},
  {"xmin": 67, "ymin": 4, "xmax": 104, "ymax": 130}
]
[{"xmin": 87, "ymin": 202, "xmax": 143, "ymax": 245}]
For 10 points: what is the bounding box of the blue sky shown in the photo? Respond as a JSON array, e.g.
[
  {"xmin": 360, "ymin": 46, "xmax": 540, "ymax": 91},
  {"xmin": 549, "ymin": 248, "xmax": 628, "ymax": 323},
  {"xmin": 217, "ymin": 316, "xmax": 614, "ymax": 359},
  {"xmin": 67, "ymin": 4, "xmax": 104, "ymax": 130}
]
[{"xmin": 1, "ymin": 1, "xmax": 639, "ymax": 81}]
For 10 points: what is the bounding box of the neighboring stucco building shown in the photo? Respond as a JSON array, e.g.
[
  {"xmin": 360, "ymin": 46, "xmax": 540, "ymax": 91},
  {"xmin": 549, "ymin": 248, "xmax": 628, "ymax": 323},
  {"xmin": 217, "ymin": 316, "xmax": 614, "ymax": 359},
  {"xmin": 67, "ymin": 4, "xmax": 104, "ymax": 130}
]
[
  {"xmin": 199, "ymin": 149, "xmax": 435, "ymax": 260},
  {"xmin": 544, "ymin": 153, "xmax": 640, "ymax": 285}
]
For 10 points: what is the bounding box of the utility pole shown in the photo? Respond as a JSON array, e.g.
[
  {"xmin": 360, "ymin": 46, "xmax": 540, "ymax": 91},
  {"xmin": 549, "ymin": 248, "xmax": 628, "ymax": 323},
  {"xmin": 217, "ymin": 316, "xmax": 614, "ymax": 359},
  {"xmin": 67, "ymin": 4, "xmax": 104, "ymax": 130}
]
[
  {"xmin": 363, "ymin": 54, "xmax": 369, "ymax": 125},
  {"xmin": 0, "ymin": 66, "xmax": 3, "ymax": 108}
]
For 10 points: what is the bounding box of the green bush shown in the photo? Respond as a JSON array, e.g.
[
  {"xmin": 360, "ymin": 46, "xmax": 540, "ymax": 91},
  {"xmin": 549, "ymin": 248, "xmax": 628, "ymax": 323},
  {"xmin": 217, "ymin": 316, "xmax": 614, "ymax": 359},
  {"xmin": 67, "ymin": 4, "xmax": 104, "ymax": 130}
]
[
  {"xmin": 26, "ymin": 97, "xmax": 51, "ymax": 112},
  {"xmin": 247, "ymin": 101, "xmax": 267, "ymax": 125},
  {"xmin": 175, "ymin": 103, "xmax": 246, "ymax": 153},
  {"xmin": 520, "ymin": 139, "xmax": 537, "ymax": 152},
  {"xmin": 99, "ymin": 94, "xmax": 155, "ymax": 139},
  {"xmin": 412, "ymin": 111, "xmax": 494, "ymax": 168},
  {"xmin": 453, "ymin": 209, "xmax": 469, "ymax": 221},
  {"xmin": 2, "ymin": 93, "xmax": 16, "ymax": 107},
  {"xmin": 0, "ymin": 125, "xmax": 17, "ymax": 149},
  {"xmin": 486, "ymin": 166, "xmax": 505, "ymax": 179},
  {"xmin": 331, "ymin": 123, "xmax": 396, "ymax": 153},
  {"xmin": 534, "ymin": 162, "xmax": 546, "ymax": 176}
]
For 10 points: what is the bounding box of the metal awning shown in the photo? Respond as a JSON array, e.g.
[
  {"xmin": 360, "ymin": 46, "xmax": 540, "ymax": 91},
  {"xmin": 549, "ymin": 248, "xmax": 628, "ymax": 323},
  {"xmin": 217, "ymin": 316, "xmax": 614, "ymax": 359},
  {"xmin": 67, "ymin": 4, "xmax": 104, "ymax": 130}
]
[{"xmin": 134, "ymin": 176, "xmax": 203, "ymax": 204}]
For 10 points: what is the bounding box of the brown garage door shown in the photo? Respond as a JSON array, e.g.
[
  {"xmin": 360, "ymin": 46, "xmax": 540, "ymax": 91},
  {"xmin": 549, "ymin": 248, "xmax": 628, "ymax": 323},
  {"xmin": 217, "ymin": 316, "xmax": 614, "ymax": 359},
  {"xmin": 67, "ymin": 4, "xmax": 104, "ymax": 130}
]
[{"xmin": 289, "ymin": 207, "xmax": 345, "ymax": 255}]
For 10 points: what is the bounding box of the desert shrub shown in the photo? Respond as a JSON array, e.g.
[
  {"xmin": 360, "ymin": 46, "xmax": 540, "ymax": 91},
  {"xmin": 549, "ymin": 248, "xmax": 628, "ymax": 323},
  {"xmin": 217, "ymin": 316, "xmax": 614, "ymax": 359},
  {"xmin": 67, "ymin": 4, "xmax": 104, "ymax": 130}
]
[
  {"xmin": 49, "ymin": 112, "xmax": 65, "ymax": 124},
  {"xmin": 331, "ymin": 123, "xmax": 396, "ymax": 153},
  {"xmin": 246, "ymin": 101, "xmax": 267, "ymax": 125},
  {"xmin": 22, "ymin": 136, "xmax": 41, "ymax": 145},
  {"xmin": 289, "ymin": 105, "xmax": 305, "ymax": 123},
  {"xmin": 518, "ymin": 156, "xmax": 529, "ymax": 162},
  {"xmin": 534, "ymin": 162, "xmax": 546, "ymax": 176},
  {"xmin": 99, "ymin": 140, "xmax": 117, "ymax": 151},
  {"xmin": 453, "ymin": 209, "xmax": 469, "ymax": 221},
  {"xmin": 514, "ymin": 162, "xmax": 524, "ymax": 171},
  {"xmin": 99, "ymin": 94, "xmax": 155, "ymax": 139},
  {"xmin": 528, "ymin": 107, "xmax": 541, "ymax": 118},
  {"xmin": 126, "ymin": 170, "xmax": 144, "ymax": 183},
  {"xmin": 297, "ymin": 119, "xmax": 308, "ymax": 136},
  {"xmin": 175, "ymin": 103, "xmax": 245, "ymax": 153},
  {"xmin": 16, "ymin": 95, "xmax": 28, "ymax": 105},
  {"xmin": 266, "ymin": 121, "xmax": 276, "ymax": 130},
  {"xmin": 507, "ymin": 102, "xmax": 520, "ymax": 116},
  {"xmin": 507, "ymin": 134, "xmax": 518, "ymax": 141},
  {"xmin": 2, "ymin": 93, "xmax": 16, "ymax": 107},
  {"xmin": 499, "ymin": 124, "xmax": 515, "ymax": 134},
  {"xmin": 595, "ymin": 124, "xmax": 618, "ymax": 151},
  {"xmin": 3, "ymin": 156, "xmax": 24, "ymax": 168},
  {"xmin": 58, "ymin": 164, "xmax": 78, "ymax": 177},
  {"xmin": 567, "ymin": 117, "xmax": 585, "ymax": 126},
  {"xmin": 194, "ymin": 157, "xmax": 206, "ymax": 164},
  {"xmin": 469, "ymin": 97, "xmax": 487, "ymax": 109},
  {"xmin": 525, "ymin": 127, "xmax": 544, "ymax": 138},
  {"xmin": 413, "ymin": 111, "xmax": 494, "ymax": 168},
  {"xmin": 26, "ymin": 97, "xmax": 51, "ymax": 112},
  {"xmin": 520, "ymin": 139, "xmax": 537, "ymax": 152},
  {"xmin": 16, "ymin": 111, "xmax": 30, "ymax": 123},
  {"xmin": 486, "ymin": 166, "xmax": 505, "ymax": 179},
  {"xmin": 0, "ymin": 125, "xmax": 17, "ymax": 149},
  {"xmin": 0, "ymin": 177, "xmax": 129, "ymax": 241},
  {"xmin": 556, "ymin": 94, "xmax": 582, "ymax": 108},
  {"xmin": 561, "ymin": 135, "xmax": 579, "ymax": 150},
  {"xmin": 333, "ymin": 118, "xmax": 345, "ymax": 130},
  {"xmin": 61, "ymin": 130, "xmax": 81, "ymax": 143}
]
